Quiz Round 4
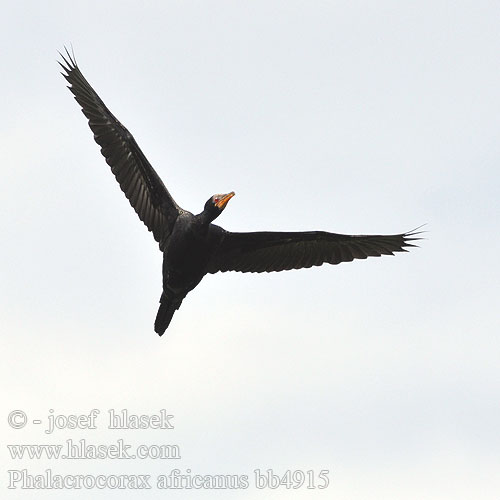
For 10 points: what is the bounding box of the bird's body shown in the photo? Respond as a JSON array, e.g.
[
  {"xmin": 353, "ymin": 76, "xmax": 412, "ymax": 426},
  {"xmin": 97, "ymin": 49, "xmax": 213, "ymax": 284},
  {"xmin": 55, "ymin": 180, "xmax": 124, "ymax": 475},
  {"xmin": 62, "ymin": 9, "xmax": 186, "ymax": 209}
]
[
  {"xmin": 164, "ymin": 212, "xmax": 215, "ymax": 290},
  {"xmin": 157, "ymin": 213, "xmax": 221, "ymax": 331},
  {"xmin": 59, "ymin": 49, "xmax": 420, "ymax": 335}
]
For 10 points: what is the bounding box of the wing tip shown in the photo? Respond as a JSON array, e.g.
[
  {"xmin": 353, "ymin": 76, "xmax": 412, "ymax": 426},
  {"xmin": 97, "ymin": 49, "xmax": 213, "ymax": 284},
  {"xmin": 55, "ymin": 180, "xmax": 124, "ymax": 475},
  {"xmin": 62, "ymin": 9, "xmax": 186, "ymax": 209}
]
[
  {"xmin": 401, "ymin": 223, "xmax": 427, "ymax": 247},
  {"xmin": 57, "ymin": 45, "xmax": 78, "ymax": 75}
]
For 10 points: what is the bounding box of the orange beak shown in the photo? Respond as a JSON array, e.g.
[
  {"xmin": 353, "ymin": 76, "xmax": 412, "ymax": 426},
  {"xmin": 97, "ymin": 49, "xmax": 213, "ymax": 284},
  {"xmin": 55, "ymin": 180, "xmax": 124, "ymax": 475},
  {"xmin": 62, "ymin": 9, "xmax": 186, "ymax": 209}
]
[{"xmin": 215, "ymin": 191, "xmax": 235, "ymax": 209}]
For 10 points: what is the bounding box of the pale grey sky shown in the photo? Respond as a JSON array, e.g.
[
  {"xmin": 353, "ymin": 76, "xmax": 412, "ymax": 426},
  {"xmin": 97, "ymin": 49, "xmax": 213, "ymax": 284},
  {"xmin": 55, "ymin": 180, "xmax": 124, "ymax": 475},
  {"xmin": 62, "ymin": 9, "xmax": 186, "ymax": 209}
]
[{"xmin": 2, "ymin": 1, "xmax": 499, "ymax": 499}]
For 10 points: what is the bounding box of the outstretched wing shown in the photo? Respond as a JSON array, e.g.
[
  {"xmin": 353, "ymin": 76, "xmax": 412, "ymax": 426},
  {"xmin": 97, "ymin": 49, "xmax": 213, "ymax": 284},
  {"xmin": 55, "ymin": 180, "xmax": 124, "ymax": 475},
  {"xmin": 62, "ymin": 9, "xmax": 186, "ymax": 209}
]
[
  {"xmin": 207, "ymin": 228, "xmax": 421, "ymax": 273},
  {"xmin": 59, "ymin": 48, "xmax": 181, "ymax": 247}
]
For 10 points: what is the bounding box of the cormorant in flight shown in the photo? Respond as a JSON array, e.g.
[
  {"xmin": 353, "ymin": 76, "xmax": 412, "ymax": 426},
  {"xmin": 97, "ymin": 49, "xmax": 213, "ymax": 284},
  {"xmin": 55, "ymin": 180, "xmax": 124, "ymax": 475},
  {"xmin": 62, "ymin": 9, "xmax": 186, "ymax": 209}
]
[{"xmin": 59, "ymin": 49, "xmax": 420, "ymax": 336}]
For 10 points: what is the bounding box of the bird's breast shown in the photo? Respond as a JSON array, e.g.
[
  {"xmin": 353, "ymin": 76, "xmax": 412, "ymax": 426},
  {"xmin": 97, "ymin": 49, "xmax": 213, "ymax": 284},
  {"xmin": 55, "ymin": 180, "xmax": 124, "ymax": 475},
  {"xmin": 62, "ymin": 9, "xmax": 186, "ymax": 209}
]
[{"xmin": 163, "ymin": 218, "xmax": 213, "ymax": 278}]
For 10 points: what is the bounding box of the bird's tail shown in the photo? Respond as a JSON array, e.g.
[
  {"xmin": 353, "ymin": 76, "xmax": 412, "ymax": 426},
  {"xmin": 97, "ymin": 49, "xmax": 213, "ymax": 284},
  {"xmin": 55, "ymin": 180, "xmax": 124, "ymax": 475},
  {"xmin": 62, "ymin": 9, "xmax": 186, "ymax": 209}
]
[{"xmin": 154, "ymin": 292, "xmax": 183, "ymax": 336}]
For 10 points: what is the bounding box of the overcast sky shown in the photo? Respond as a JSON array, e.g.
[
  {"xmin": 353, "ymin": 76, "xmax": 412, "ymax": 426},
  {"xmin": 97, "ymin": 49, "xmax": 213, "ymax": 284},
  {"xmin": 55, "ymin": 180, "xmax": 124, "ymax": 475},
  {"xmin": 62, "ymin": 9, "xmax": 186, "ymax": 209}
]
[{"xmin": 1, "ymin": 1, "xmax": 499, "ymax": 499}]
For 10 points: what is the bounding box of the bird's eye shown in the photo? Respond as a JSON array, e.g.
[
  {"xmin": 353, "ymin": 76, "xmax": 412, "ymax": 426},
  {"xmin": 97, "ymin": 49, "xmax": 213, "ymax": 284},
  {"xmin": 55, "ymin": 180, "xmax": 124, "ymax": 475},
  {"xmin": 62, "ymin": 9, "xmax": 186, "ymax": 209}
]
[{"xmin": 214, "ymin": 197, "xmax": 219, "ymax": 203}]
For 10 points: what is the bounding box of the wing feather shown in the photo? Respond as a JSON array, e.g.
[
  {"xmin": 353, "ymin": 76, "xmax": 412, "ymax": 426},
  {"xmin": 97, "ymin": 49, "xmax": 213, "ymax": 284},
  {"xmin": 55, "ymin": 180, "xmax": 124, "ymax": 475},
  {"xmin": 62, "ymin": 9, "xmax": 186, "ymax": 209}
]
[
  {"xmin": 207, "ymin": 229, "xmax": 421, "ymax": 274},
  {"xmin": 59, "ymin": 48, "xmax": 180, "ymax": 247}
]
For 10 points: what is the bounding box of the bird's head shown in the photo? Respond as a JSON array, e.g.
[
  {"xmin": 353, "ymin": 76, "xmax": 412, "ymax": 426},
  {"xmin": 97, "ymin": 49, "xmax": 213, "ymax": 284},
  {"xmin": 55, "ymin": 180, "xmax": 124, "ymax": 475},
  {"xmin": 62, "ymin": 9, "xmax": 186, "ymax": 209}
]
[{"xmin": 203, "ymin": 191, "xmax": 235, "ymax": 221}]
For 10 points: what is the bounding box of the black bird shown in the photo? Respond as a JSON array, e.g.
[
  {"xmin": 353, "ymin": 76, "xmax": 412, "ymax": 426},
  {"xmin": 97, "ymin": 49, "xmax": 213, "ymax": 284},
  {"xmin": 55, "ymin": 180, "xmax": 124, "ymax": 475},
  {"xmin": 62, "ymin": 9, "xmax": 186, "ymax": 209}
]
[{"xmin": 59, "ymin": 49, "xmax": 420, "ymax": 336}]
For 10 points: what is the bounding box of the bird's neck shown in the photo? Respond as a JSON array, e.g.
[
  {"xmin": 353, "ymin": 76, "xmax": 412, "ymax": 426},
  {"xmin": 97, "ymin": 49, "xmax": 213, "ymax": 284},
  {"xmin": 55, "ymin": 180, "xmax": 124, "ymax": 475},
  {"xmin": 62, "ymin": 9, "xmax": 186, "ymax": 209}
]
[{"xmin": 195, "ymin": 210, "xmax": 217, "ymax": 226}]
